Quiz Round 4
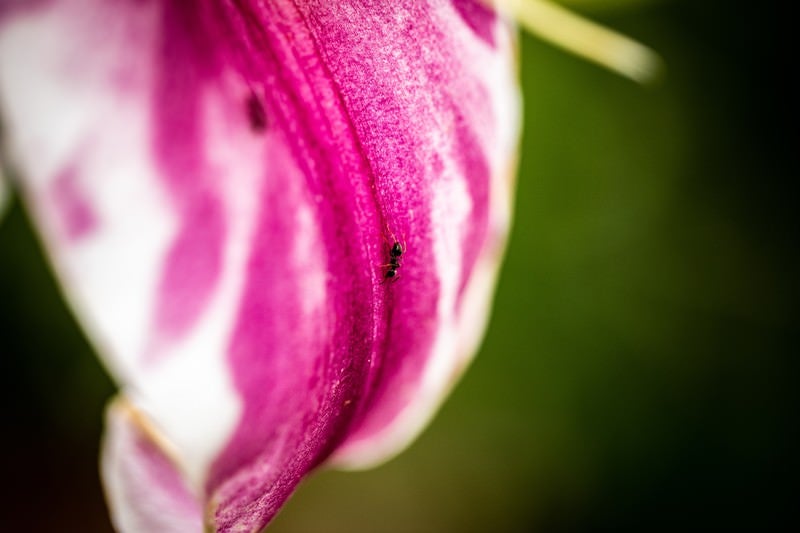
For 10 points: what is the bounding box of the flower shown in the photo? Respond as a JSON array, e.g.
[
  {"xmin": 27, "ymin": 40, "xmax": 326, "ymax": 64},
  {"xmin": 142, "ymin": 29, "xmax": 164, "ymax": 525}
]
[{"xmin": 0, "ymin": 0, "xmax": 519, "ymax": 531}]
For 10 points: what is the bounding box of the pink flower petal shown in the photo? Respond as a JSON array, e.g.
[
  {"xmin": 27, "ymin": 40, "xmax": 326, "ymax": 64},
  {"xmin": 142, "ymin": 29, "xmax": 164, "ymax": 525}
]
[
  {"xmin": 0, "ymin": 0, "xmax": 519, "ymax": 531},
  {"xmin": 102, "ymin": 397, "xmax": 203, "ymax": 533}
]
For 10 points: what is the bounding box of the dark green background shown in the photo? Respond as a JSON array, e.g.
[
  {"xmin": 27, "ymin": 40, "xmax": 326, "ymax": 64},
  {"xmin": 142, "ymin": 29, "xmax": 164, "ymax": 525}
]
[{"xmin": 0, "ymin": 1, "xmax": 794, "ymax": 531}]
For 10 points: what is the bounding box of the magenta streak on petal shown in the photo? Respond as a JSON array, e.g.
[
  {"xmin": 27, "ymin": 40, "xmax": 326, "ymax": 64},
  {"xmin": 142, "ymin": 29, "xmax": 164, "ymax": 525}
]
[
  {"xmin": 195, "ymin": 1, "xmax": 389, "ymax": 529},
  {"xmin": 340, "ymin": 116, "xmax": 493, "ymax": 446},
  {"xmin": 209, "ymin": 144, "xmax": 335, "ymax": 530},
  {"xmin": 148, "ymin": 2, "xmax": 226, "ymax": 348},
  {"xmin": 452, "ymin": 111, "xmax": 491, "ymax": 310},
  {"xmin": 291, "ymin": 0, "xmax": 497, "ymax": 455},
  {"xmin": 453, "ymin": 0, "xmax": 498, "ymax": 47},
  {"xmin": 50, "ymin": 163, "xmax": 98, "ymax": 241},
  {"xmin": 289, "ymin": 0, "xmax": 443, "ymax": 428}
]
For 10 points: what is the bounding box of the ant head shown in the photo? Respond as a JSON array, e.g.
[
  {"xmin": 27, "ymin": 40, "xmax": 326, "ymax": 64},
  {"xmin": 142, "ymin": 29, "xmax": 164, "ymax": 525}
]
[{"xmin": 390, "ymin": 241, "xmax": 403, "ymax": 258}]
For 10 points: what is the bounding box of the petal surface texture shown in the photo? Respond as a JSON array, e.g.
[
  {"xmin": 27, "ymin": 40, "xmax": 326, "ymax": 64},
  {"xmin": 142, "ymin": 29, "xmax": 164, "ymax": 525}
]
[{"xmin": 0, "ymin": 0, "xmax": 519, "ymax": 531}]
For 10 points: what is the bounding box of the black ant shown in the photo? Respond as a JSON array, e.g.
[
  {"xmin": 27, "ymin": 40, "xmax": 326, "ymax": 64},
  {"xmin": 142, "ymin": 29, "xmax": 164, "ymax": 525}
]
[{"xmin": 381, "ymin": 230, "xmax": 405, "ymax": 283}]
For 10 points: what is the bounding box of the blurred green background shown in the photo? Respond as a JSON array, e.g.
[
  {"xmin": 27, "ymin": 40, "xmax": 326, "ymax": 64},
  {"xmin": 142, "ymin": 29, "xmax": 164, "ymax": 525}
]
[{"xmin": 0, "ymin": 1, "xmax": 794, "ymax": 531}]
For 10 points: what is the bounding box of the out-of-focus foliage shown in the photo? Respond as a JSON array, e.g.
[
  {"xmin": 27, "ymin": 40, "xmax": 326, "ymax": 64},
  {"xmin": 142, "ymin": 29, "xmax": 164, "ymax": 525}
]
[
  {"xmin": 559, "ymin": 0, "xmax": 666, "ymax": 11},
  {"xmin": 0, "ymin": 166, "xmax": 6, "ymax": 219},
  {"xmin": 0, "ymin": 1, "xmax": 793, "ymax": 531}
]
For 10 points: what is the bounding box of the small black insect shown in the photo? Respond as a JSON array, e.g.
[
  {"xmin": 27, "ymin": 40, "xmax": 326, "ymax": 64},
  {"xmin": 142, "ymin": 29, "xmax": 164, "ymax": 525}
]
[{"xmin": 383, "ymin": 239, "xmax": 405, "ymax": 282}]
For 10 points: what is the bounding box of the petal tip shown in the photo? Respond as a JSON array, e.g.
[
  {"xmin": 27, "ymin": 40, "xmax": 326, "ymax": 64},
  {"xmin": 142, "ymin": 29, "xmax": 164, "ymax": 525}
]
[{"xmin": 101, "ymin": 396, "xmax": 204, "ymax": 533}]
